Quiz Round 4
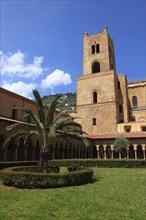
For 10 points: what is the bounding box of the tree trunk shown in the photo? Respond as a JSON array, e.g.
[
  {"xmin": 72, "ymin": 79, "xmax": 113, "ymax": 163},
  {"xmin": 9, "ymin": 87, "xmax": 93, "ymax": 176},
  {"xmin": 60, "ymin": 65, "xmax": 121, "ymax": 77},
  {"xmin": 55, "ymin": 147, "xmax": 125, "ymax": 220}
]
[{"xmin": 39, "ymin": 150, "xmax": 49, "ymax": 173}]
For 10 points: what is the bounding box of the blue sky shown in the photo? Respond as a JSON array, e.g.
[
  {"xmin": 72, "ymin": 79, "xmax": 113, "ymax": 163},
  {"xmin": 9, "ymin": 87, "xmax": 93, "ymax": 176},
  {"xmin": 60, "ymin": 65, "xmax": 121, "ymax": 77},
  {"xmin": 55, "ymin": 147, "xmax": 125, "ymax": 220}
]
[{"xmin": 0, "ymin": 0, "xmax": 145, "ymax": 98}]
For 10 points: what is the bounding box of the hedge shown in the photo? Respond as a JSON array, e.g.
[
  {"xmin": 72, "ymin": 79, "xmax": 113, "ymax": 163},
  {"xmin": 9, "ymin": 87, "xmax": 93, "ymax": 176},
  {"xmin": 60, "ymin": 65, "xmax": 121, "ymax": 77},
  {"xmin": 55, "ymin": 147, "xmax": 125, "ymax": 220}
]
[
  {"xmin": 0, "ymin": 166, "xmax": 93, "ymax": 189},
  {"xmin": 0, "ymin": 159, "xmax": 145, "ymax": 171},
  {"xmin": 48, "ymin": 159, "xmax": 146, "ymax": 168},
  {"xmin": 0, "ymin": 161, "xmax": 38, "ymax": 170}
]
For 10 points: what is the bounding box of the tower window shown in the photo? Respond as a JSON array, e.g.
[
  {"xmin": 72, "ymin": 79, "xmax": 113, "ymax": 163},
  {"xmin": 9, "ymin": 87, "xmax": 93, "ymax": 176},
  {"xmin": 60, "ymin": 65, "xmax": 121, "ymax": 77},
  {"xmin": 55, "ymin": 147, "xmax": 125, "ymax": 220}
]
[
  {"xmin": 132, "ymin": 96, "xmax": 138, "ymax": 108},
  {"xmin": 92, "ymin": 61, "xmax": 100, "ymax": 73},
  {"xmin": 91, "ymin": 45, "xmax": 95, "ymax": 54},
  {"xmin": 118, "ymin": 81, "xmax": 120, "ymax": 89},
  {"xmin": 96, "ymin": 44, "xmax": 100, "ymax": 53},
  {"xmin": 93, "ymin": 91, "xmax": 97, "ymax": 103},
  {"xmin": 93, "ymin": 118, "xmax": 96, "ymax": 125},
  {"xmin": 119, "ymin": 105, "xmax": 123, "ymax": 113}
]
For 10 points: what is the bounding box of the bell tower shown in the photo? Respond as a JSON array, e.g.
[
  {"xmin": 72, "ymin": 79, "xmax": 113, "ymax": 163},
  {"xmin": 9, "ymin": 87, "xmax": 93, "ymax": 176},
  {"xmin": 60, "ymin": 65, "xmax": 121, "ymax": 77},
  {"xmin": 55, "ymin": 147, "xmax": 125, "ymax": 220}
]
[
  {"xmin": 76, "ymin": 27, "xmax": 119, "ymax": 135},
  {"xmin": 83, "ymin": 26, "xmax": 116, "ymax": 76}
]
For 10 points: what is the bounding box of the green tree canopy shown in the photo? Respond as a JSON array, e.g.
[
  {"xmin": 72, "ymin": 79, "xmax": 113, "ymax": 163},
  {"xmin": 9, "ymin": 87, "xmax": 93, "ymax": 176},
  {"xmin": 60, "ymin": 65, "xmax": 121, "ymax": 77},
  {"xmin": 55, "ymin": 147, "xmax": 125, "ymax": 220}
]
[{"xmin": 114, "ymin": 137, "xmax": 129, "ymax": 158}]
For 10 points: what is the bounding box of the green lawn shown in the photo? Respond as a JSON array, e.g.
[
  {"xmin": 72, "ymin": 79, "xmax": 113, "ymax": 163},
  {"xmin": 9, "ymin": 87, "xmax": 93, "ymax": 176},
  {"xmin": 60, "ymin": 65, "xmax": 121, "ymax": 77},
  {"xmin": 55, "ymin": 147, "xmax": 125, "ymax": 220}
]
[{"xmin": 0, "ymin": 168, "xmax": 145, "ymax": 220}]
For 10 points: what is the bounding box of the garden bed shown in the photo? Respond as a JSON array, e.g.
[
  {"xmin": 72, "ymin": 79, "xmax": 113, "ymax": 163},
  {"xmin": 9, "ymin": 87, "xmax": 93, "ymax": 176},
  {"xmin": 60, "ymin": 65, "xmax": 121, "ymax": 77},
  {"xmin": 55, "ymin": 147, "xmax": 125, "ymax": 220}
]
[{"xmin": 1, "ymin": 166, "xmax": 93, "ymax": 189}]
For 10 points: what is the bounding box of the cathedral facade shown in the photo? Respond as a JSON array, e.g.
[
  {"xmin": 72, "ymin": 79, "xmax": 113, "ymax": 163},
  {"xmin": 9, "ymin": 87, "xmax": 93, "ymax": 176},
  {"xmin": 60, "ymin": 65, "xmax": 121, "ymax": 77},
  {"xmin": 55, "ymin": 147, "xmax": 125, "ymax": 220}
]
[{"xmin": 75, "ymin": 27, "xmax": 146, "ymax": 158}]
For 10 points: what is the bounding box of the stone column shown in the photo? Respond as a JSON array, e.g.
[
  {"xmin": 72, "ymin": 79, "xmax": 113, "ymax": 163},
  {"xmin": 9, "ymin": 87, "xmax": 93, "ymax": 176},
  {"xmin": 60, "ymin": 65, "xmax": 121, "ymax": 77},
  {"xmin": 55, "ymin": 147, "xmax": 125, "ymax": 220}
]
[
  {"xmin": 3, "ymin": 148, "xmax": 7, "ymax": 161},
  {"xmin": 61, "ymin": 148, "xmax": 65, "ymax": 159},
  {"xmin": 85, "ymin": 148, "xmax": 87, "ymax": 158},
  {"xmin": 24, "ymin": 147, "xmax": 27, "ymax": 160},
  {"xmin": 103, "ymin": 145, "xmax": 106, "ymax": 159},
  {"xmin": 32, "ymin": 147, "xmax": 35, "ymax": 160},
  {"xmin": 96, "ymin": 145, "xmax": 99, "ymax": 158},
  {"xmin": 133, "ymin": 145, "xmax": 137, "ymax": 159},
  {"xmin": 15, "ymin": 147, "xmax": 18, "ymax": 161},
  {"xmin": 52, "ymin": 148, "xmax": 55, "ymax": 160},
  {"xmin": 119, "ymin": 152, "xmax": 121, "ymax": 159},
  {"xmin": 142, "ymin": 145, "xmax": 145, "ymax": 159},
  {"xmin": 70, "ymin": 149, "xmax": 73, "ymax": 159},
  {"xmin": 111, "ymin": 145, "xmax": 114, "ymax": 159},
  {"xmin": 127, "ymin": 146, "xmax": 129, "ymax": 159}
]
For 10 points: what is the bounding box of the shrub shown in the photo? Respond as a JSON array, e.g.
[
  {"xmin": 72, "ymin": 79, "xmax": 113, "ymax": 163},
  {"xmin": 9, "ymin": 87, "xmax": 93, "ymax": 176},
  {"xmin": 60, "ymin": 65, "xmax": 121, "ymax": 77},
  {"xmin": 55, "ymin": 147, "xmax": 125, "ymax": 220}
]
[
  {"xmin": 48, "ymin": 159, "xmax": 146, "ymax": 168},
  {"xmin": 1, "ymin": 166, "xmax": 93, "ymax": 189},
  {"xmin": 0, "ymin": 161, "xmax": 38, "ymax": 170},
  {"xmin": 67, "ymin": 165, "xmax": 83, "ymax": 172}
]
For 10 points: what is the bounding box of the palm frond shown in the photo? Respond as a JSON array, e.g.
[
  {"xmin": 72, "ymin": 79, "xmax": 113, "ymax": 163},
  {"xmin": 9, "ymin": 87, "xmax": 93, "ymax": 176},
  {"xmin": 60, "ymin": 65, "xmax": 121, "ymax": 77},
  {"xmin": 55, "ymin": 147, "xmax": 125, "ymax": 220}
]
[
  {"xmin": 56, "ymin": 131, "xmax": 89, "ymax": 147},
  {"xmin": 33, "ymin": 90, "xmax": 44, "ymax": 109},
  {"xmin": 14, "ymin": 106, "xmax": 40, "ymax": 128},
  {"xmin": 52, "ymin": 118, "xmax": 82, "ymax": 132},
  {"xmin": 46, "ymin": 95, "xmax": 62, "ymax": 125},
  {"xmin": 6, "ymin": 123, "xmax": 34, "ymax": 132},
  {"xmin": 3, "ymin": 131, "xmax": 29, "ymax": 149}
]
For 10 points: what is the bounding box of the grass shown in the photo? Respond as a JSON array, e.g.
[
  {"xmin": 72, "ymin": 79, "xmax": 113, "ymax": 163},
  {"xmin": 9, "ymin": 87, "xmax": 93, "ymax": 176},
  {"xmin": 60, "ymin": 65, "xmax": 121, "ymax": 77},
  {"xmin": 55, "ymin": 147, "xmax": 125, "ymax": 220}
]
[{"xmin": 0, "ymin": 168, "xmax": 145, "ymax": 220}]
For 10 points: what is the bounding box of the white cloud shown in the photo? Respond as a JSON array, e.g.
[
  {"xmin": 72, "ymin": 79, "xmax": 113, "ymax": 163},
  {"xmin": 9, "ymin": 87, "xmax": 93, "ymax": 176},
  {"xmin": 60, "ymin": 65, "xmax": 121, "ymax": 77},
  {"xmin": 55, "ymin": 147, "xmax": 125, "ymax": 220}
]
[
  {"xmin": 2, "ymin": 81, "xmax": 36, "ymax": 98},
  {"xmin": 41, "ymin": 69, "xmax": 72, "ymax": 89},
  {"xmin": 0, "ymin": 50, "xmax": 44, "ymax": 79}
]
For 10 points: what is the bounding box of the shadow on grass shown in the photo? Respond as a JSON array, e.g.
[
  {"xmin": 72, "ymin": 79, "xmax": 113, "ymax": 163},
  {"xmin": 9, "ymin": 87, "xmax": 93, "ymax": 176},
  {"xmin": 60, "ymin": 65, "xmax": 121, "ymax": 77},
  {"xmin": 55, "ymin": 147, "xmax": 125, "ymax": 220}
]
[{"xmin": 90, "ymin": 176, "xmax": 101, "ymax": 184}]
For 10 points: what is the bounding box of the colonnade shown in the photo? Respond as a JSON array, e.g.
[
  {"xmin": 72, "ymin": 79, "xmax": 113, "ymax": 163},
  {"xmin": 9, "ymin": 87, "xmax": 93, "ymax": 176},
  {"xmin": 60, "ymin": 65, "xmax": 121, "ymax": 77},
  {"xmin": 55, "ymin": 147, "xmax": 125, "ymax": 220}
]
[
  {"xmin": 0, "ymin": 134, "xmax": 146, "ymax": 161},
  {"xmin": 95, "ymin": 144, "xmax": 146, "ymax": 159}
]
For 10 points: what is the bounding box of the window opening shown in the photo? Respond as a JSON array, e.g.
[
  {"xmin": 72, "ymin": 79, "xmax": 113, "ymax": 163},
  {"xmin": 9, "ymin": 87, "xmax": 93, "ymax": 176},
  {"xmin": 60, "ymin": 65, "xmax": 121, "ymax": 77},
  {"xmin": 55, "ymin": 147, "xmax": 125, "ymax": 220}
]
[
  {"xmin": 119, "ymin": 105, "xmax": 123, "ymax": 113},
  {"xmin": 12, "ymin": 105, "xmax": 18, "ymax": 120},
  {"xmin": 93, "ymin": 91, "xmax": 97, "ymax": 103},
  {"xmin": 118, "ymin": 81, "xmax": 120, "ymax": 89},
  {"xmin": 92, "ymin": 61, "xmax": 100, "ymax": 73},
  {"xmin": 91, "ymin": 45, "xmax": 95, "ymax": 54},
  {"xmin": 96, "ymin": 44, "xmax": 100, "ymax": 53},
  {"xmin": 142, "ymin": 127, "xmax": 146, "ymax": 132},
  {"xmin": 125, "ymin": 126, "xmax": 131, "ymax": 133},
  {"xmin": 132, "ymin": 96, "xmax": 137, "ymax": 107},
  {"xmin": 93, "ymin": 118, "xmax": 96, "ymax": 125}
]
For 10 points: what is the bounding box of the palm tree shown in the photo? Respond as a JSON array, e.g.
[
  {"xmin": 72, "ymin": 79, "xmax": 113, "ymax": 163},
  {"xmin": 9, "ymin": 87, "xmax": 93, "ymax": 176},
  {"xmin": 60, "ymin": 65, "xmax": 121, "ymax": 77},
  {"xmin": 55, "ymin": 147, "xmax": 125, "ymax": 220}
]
[{"xmin": 3, "ymin": 90, "xmax": 88, "ymax": 173}]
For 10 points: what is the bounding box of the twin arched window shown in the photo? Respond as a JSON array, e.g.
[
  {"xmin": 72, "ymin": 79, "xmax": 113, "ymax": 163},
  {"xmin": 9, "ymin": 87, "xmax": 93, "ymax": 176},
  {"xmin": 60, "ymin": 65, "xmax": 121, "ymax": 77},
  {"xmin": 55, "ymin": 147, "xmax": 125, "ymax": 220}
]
[
  {"xmin": 91, "ymin": 44, "xmax": 100, "ymax": 54},
  {"xmin": 92, "ymin": 61, "xmax": 100, "ymax": 73}
]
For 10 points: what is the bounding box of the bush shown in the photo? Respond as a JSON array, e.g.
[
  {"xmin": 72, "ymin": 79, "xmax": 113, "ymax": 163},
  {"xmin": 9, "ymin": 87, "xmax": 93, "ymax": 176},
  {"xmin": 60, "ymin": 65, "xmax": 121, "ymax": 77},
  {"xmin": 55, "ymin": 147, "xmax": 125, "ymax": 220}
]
[
  {"xmin": 67, "ymin": 165, "xmax": 83, "ymax": 172},
  {"xmin": 48, "ymin": 159, "xmax": 146, "ymax": 168},
  {"xmin": 15, "ymin": 165, "xmax": 60, "ymax": 173},
  {"xmin": 0, "ymin": 161, "xmax": 38, "ymax": 170},
  {"xmin": 1, "ymin": 166, "xmax": 93, "ymax": 189}
]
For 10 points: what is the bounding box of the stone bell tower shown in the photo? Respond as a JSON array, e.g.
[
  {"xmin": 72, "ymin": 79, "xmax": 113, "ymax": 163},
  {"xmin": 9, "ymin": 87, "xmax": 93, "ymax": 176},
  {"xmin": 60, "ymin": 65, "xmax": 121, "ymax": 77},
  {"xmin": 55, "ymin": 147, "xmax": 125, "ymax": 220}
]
[{"xmin": 76, "ymin": 26, "xmax": 121, "ymax": 135}]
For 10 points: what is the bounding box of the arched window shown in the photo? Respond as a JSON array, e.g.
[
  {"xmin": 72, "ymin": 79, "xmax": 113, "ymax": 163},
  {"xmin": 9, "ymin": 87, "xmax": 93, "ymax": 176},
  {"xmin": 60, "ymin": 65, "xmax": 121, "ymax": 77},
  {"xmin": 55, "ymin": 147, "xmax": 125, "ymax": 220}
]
[
  {"xmin": 91, "ymin": 45, "xmax": 95, "ymax": 54},
  {"xmin": 12, "ymin": 105, "xmax": 18, "ymax": 120},
  {"xmin": 92, "ymin": 61, "xmax": 100, "ymax": 73},
  {"xmin": 93, "ymin": 91, "xmax": 97, "ymax": 103},
  {"xmin": 132, "ymin": 96, "xmax": 137, "ymax": 107},
  {"xmin": 96, "ymin": 44, "xmax": 100, "ymax": 53}
]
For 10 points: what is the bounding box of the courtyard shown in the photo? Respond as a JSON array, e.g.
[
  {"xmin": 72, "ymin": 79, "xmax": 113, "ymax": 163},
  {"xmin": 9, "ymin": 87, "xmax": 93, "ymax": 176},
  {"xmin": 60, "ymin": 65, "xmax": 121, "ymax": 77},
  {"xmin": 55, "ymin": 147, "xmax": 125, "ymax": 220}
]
[{"xmin": 0, "ymin": 167, "xmax": 145, "ymax": 220}]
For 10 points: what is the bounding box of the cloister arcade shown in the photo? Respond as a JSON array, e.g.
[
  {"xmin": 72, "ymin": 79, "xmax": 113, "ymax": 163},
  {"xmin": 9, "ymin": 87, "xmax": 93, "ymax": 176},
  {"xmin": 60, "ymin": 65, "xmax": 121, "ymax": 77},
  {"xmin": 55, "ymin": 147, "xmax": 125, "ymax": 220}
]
[{"xmin": 0, "ymin": 135, "xmax": 145, "ymax": 161}]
